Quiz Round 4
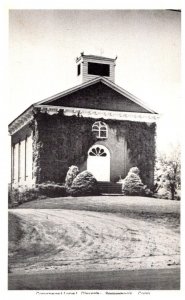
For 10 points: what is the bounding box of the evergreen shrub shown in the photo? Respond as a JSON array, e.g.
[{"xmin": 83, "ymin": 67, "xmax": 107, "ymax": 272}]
[
  {"xmin": 8, "ymin": 182, "xmax": 66, "ymax": 207},
  {"xmin": 122, "ymin": 167, "xmax": 152, "ymax": 196},
  {"xmin": 8, "ymin": 187, "xmax": 39, "ymax": 207},
  {"xmin": 37, "ymin": 182, "xmax": 66, "ymax": 197},
  {"xmin": 65, "ymin": 165, "xmax": 79, "ymax": 191},
  {"xmin": 68, "ymin": 170, "xmax": 99, "ymax": 197}
]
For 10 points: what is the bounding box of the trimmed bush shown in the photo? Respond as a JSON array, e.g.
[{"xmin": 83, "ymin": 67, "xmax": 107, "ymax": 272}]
[
  {"xmin": 129, "ymin": 167, "xmax": 140, "ymax": 175},
  {"xmin": 68, "ymin": 170, "xmax": 99, "ymax": 197},
  {"xmin": 8, "ymin": 182, "xmax": 67, "ymax": 207},
  {"xmin": 37, "ymin": 182, "xmax": 66, "ymax": 197},
  {"xmin": 8, "ymin": 187, "xmax": 39, "ymax": 207},
  {"xmin": 65, "ymin": 165, "xmax": 79, "ymax": 191},
  {"xmin": 122, "ymin": 167, "xmax": 152, "ymax": 196},
  {"xmin": 8, "ymin": 187, "xmax": 20, "ymax": 207}
]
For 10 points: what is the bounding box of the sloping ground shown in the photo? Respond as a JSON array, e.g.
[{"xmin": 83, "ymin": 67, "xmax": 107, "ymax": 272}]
[
  {"xmin": 9, "ymin": 208, "xmax": 180, "ymax": 274},
  {"xmin": 18, "ymin": 196, "xmax": 180, "ymax": 214},
  {"xmin": 17, "ymin": 196, "xmax": 180, "ymax": 230}
]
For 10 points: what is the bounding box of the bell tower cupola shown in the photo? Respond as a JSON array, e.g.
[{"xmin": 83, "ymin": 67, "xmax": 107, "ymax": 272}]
[{"xmin": 76, "ymin": 52, "xmax": 117, "ymax": 84}]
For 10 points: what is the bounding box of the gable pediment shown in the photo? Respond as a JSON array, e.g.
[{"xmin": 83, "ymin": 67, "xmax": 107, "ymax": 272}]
[
  {"xmin": 36, "ymin": 78, "xmax": 156, "ymax": 114},
  {"xmin": 9, "ymin": 78, "xmax": 158, "ymax": 135}
]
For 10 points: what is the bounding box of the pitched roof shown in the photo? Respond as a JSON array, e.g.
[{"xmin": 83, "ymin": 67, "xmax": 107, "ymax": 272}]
[
  {"xmin": 76, "ymin": 54, "xmax": 117, "ymax": 63},
  {"xmin": 35, "ymin": 77, "xmax": 157, "ymax": 114},
  {"xmin": 9, "ymin": 77, "xmax": 158, "ymax": 134}
]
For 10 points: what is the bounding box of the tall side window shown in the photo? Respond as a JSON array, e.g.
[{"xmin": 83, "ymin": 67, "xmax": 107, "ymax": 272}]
[
  {"xmin": 12, "ymin": 145, "xmax": 15, "ymax": 183},
  {"xmin": 92, "ymin": 121, "xmax": 108, "ymax": 139},
  {"xmin": 26, "ymin": 135, "xmax": 33, "ymax": 180},
  {"xmin": 13, "ymin": 143, "xmax": 19, "ymax": 183},
  {"xmin": 12, "ymin": 135, "xmax": 33, "ymax": 185},
  {"xmin": 24, "ymin": 137, "xmax": 27, "ymax": 180},
  {"xmin": 19, "ymin": 140, "xmax": 25, "ymax": 183},
  {"xmin": 18, "ymin": 141, "xmax": 21, "ymax": 182}
]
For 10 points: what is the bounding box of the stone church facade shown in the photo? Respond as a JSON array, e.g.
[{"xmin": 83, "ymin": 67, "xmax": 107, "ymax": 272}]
[{"xmin": 9, "ymin": 53, "xmax": 158, "ymax": 190}]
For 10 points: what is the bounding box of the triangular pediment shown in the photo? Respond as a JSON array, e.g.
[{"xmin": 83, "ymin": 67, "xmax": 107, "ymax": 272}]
[
  {"xmin": 36, "ymin": 77, "xmax": 156, "ymax": 114},
  {"xmin": 9, "ymin": 78, "xmax": 158, "ymax": 135}
]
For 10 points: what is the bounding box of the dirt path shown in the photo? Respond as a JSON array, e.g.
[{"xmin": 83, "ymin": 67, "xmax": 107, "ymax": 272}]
[{"xmin": 9, "ymin": 209, "xmax": 180, "ymax": 274}]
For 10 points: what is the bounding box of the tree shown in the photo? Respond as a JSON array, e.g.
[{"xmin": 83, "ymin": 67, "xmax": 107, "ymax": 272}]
[{"xmin": 155, "ymin": 145, "xmax": 181, "ymax": 200}]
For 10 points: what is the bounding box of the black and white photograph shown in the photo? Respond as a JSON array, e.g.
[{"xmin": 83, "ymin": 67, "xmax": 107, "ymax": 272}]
[{"xmin": 6, "ymin": 5, "xmax": 181, "ymax": 292}]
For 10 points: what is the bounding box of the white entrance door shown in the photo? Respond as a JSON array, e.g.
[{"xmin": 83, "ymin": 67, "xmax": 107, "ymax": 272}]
[{"xmin": 87, "ymin": 145, "xmax": 110, "ymax": 181}]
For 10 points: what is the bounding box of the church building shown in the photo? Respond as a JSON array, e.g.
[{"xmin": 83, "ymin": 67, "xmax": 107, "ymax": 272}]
[{"xmin": 9, "ymin": 53, "xmax": 158, "ymax": 191}]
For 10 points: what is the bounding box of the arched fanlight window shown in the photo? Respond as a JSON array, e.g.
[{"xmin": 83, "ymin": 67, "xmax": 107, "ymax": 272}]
[
  {"xmin": 92, "ymin": 121, "xmax": 108, "ymax": 138},
  {"xmin": 89, "ymin": 146, "xmax": 107, "ymax": 157}
]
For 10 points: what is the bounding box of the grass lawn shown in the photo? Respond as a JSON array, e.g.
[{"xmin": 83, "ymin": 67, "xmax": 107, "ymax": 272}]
[
  {"xmin": 17, "ymin": 195, "xmax": 179, "ymax": 213},
  {"xmin": 8, "ymin": 196, "xmax": 180, "ymax": 275},
  {"xmin": 16, "ymin": 196, "xmax": 180, "ymax": 228}
]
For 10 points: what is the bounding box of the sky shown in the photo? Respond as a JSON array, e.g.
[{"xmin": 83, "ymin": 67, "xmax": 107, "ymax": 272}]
[{"xmin": 9, "ymin": 9, "xmax": 181, "ymax": 152}]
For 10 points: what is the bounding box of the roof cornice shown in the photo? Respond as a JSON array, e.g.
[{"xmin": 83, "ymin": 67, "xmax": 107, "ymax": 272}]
[
  {"xmin": 8, "ymin": 106, "xmax": 34, "ymax": 135},
  {"xmin": 76, "ymin": 54, "xmax": 116, "ymax": 63},
  {"xmin": 35, "ymin": 105, "xmax": 159, "ymax": 123}
]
